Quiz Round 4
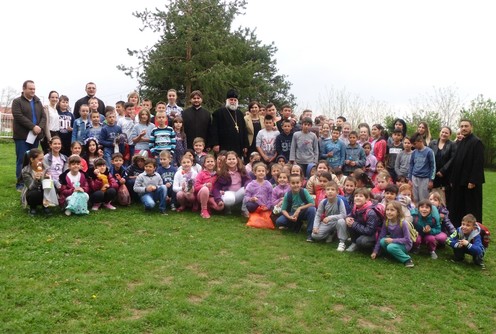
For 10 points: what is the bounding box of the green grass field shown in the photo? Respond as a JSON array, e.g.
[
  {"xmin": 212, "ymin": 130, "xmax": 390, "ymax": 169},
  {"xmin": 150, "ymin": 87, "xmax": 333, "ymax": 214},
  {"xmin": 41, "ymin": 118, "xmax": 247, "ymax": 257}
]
[{"xmin": 0, "ymin": 141, "xmax": 494, "ymax": 333}]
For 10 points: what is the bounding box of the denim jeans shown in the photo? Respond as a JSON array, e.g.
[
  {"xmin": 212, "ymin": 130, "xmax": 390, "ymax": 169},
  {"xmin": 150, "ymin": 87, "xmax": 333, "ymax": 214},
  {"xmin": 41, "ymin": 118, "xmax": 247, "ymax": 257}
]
[{"xmin": 140, "ymin": 185, "xmax": 167, "ymax": 212}]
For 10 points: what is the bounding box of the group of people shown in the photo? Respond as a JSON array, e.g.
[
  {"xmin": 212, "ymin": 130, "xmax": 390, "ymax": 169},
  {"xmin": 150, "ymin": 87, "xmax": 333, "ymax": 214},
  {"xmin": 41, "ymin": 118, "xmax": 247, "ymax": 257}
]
[{"xmin": 12, "ymin": 80, "xmax": 486, "ymax": 269}]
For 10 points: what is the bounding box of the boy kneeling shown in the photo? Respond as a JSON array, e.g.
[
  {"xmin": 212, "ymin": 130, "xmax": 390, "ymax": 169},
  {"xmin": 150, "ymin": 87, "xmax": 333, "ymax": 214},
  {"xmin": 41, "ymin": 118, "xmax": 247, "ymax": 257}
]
[
  {"xmin": 134, "ymin": 158, "xmax": 168, "ymax": 215},
  {"xmin": 447, "ymin": 214, "xmax": 485, "ymax": 269}
]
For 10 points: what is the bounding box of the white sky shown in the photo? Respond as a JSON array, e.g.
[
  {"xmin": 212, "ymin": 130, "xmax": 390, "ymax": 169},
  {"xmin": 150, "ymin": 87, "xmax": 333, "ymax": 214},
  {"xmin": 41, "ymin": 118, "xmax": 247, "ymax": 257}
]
[{"xmin": 1, "ymin": 0, "xmax": 495, "ymax": 115}]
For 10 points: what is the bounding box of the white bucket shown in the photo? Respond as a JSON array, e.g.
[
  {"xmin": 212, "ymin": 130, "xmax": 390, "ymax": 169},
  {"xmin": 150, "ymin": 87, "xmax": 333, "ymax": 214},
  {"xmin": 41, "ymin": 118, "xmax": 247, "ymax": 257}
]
[{"xmin": 42, "ymin": 179, "xmax": 53, "ymax": 189}]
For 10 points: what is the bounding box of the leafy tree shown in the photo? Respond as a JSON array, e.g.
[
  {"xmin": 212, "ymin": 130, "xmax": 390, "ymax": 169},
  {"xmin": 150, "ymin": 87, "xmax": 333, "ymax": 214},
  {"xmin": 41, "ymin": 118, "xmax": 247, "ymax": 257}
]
[
  {"xmin": 118, "ymin": 0, "xmax": 294, "ymax": 110},
  {"xmin": 461, "ymin": 95, "xmax": 496, "ymax": 167}
]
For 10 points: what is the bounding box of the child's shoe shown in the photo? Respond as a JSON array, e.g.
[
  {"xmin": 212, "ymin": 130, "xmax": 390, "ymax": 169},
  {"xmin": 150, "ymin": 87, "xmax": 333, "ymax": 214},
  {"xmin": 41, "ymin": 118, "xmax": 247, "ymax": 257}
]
[
  {"xmin": 176, "ymin": 206, "xmax": 186, "ymax": 212},
  {"xmin": 43, "ymin": 207, "xmax": 52, "ymax": 216},
  {"xmin": 201, "ymin": 209, "xmax": 210, "ymax": 219},
  {"xmin": 430, "ymin": 251, "xmax": 438, "ymax": 260},
  {"xmin": 65, "ymin": 209, "xmax": 72, "ymax": 216},
  {"xmin": 346, "ymin": 243, "xmax": 358, "ymax": 252},
  {"xmin": 29, "ymin": 208, "xmax": 37, "ymax": 216},
  {"xmin": 170, "ymin": 203, "xmax": 176, "ymax": 211},
  {"xmin": 92, "ymin": 203, "xmax": 101, "ymax": 211},
  {"xmin": 404, "ymin": 259, "xmax": 415, "ymax": 268},
  {"xmin": 337, "ymin": 241, "xmax": 346, "ymax": 252},
  {"xmin": 306, "ymin": 236, "xmax": 314, "ymax": 243},
  {"xmin": 103, "ymin": 202, "xmax": 116, "ymax": 210},
  {"xmin": 241, "ymin": 209, "xmax": 250, "ymax": 218},
  {"xmin": 160, "ymin": 210, "xmax": 168, "ymax": 216}
]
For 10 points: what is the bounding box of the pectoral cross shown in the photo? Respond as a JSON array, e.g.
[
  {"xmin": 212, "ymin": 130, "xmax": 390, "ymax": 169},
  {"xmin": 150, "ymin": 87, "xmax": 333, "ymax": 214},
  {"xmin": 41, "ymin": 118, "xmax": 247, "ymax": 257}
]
[{"xmin": 235, "ymin": 124, "xmax": 239, "ymax": 132}]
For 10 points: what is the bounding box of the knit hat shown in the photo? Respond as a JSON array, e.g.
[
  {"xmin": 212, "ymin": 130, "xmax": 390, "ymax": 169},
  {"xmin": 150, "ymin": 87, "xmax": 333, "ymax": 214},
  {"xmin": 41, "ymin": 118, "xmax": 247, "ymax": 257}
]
[{"xmin": 226, "ymin": 89, "xmax": 238, "ymax": 99}]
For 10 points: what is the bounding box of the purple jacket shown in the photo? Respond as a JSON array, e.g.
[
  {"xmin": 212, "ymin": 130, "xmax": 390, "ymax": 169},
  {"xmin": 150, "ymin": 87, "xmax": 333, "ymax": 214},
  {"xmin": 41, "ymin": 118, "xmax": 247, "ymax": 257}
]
[
  {"xmin": 272, "ymin": 184, "xmax": 290, "ymax": 207},
  {"xmin": 244, "ymin": 180, "xmax": 273, "ymax": 208},
  {"xmin": 212, "ymin": 172, "xmax": 251, "ymax": 203},
  {"xmin": 373, "ymin": 219, "xmax": 413, "ymax": 254}
]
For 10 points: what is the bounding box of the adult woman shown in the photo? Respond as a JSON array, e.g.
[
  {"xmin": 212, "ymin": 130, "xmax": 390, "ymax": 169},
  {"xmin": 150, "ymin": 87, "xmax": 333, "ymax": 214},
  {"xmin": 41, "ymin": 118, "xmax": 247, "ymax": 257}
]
[
  {"xmin": 417, "ymin": 121, "xmax": 431, "ymax": 145},
  {"xmin": 41, "ymin": 91, "xmax": 60, "ymax": 153},
  {"xmin": 371, "ymin": 124, "xmax": 387, "ymax": 163},
  {"xmin": 244, "ymin": 101, "xmax": 264, "ymax": 158},
  {"xmin": 428, "ymin": 126, "xmax": 456, "ymax": 203},
  {"xmin": 357, "ymin": 123, "xmax": 371, "ymax": 146}
]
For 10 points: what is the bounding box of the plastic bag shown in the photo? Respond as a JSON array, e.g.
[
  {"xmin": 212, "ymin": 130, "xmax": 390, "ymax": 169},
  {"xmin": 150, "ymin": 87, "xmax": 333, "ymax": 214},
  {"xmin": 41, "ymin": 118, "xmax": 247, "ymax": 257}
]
[
  {"xmin": 42, "ymin": 179, "xmax": 58, "ymax": 207},
  {"xmin": 246, "ymin": 207, "xmax": 274, "ymax": 229},
  {"xmin": 66, "ymin": 192, "xmax": 89, "ymax": 215}
]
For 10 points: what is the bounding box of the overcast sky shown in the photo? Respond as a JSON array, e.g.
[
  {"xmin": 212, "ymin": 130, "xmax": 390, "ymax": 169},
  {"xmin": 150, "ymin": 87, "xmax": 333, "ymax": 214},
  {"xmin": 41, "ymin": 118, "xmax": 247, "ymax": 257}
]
[{"xmin": 2, "ymin": 0, "xmax": 495, "ymax": 116}]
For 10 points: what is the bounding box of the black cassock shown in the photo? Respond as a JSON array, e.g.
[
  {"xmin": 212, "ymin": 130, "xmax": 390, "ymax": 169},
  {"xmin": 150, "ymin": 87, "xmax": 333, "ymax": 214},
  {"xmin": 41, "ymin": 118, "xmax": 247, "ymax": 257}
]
[
  {"xmin": 449, "ymin": 133, "xmax": 485, "ymax": 226},
  {"xmin": 210, "ymin": 107, "xmax": 248, "ymax": 157}
]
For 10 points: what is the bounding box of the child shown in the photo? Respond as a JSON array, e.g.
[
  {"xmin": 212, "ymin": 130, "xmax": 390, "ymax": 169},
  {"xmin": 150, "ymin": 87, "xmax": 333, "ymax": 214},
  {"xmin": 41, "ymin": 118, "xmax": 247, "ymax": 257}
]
[
  {"xmin": 256, "ymin": 114, "xmax": 280, "ymax": 164},
  {"xmin": 132, "ymin": 108, "xmax": 155, "ymax": 157},
  {"xmin": 109, "ymin": 152, "xmax": 128, "ymax": 191},
  {"xmin": 320, "ymin": 126, "xmax": 346, "ymax": 172},
  {"xmin": 99, "ymin": 109, "xmax": 122, "ymax": 167},
  {"xmin": 344, "ymin": 188, "xmax": 383, "ymax": 252},
  {"xmin": 399, "ymin": 184, "xmax": 415, "ymax": 209},
  {"xmin": 244, "ymin": 163, "xmax": 273, "ymax": 215},
  {"xmin": 343, "ymin": 176, "xmax": 356, "ymax": 208},
  {"xmin": 88, "ymin": 97, "xmax": 105, "ymax": 123},
  {"xmin": 71, "ymin": 104, "xmax": 90, "ymax": 144},
  {"xmin": 311, "ymin": 181, "xmax": 347, "ymax": 247},
  {"xmin": 21, "ymin": 149, "xmax": 52, "ymax": 216},
  {"xmin": 386, "ymin": 128, "xmax": 403, "ymax": 182},
  {"xmin": 374, "ymin": 161, "xmax": 386, "ymax": 182},
  {"xmin": 447, "ymin": 214, "xmax": 485, "ymax": 269},
  {"xmin": 382, "ymin": 184, "xmax": 412, "ymax": 223},
  {"xmin": 149, "ymin": 110, "xmax": 176, "ymax": 159},
  {"xmin": 212, "ymin": 151, "xmax": 250, "ymax": 216},
  {"xmin": 289, "ymin": 117, "xmax": 319, "ymax": 173},
  {"xmin": 343, "ymin": 131, "xmax": 366, "ymax": 176},
  {"xmin": 195, "ymin": 154, "xmax": 224, "ymax": 219},
  {"xmin": 339, "ymin": 122, "xmax": 352, "ymax": 146},
  {"xmin": 371, "ymin": 124, "xmax": 387, "ymax": 163},
  {"xmin": 354, "ymin": 169, "xmax": 374, "ymax": 190},
  {"xmin": 166, "ymin": 88, "xmax": 183, "ymax": 120},
  {"xmin": 362, "ymin": 142, "xmax": 377, "ymax": 179},
  {"xmin": 275, "ymin": 118, "xmax": 294, "ymax": 162},
  {"xmin": 275, "ymin": 173, "xmax": 316, "ymax": 242},
  {"xmin": 157, "ymin": 150, "xmax": 177, "ymax": 211},
  {"xmin": 57, "ymin": 95, "xmax": 74, "ymax": 156},
  {"xmin": 396, "ymin": 175, "xmax": 409, "ymax": 188},
  {"xmin": 115, "ymin": 101, "xmax": 125, "ymax": 121},
  {"xmin": 192, "ymin": 137, "xmax": 208, "ymax": 167},
  {"xmin": 306, "ymin": 160, "xmax": 333, "ymax": 201},
  {"xmin": 126, "ymin": 155, "xmax": 146, "ymax": 200},
  {"xmin": 245, "ymin": 151, "xmax": 261, "ymax": 175},
  {"xmin": 133, "ymin": 158, "xmax": 168, "ymax": 214},
  {"xmin": 172, "ymin": 117, "xmax": 187, "ymax": 167},
  {"xmin": 84, "ymin": 110, "xmax": 103, "ymax": 141},
  {"xmin": 334, "ymin": 168, "xmax": 346, "ymax": 190},
  {"xmin": 371, "ymin": 200, "xmax": 414, "ymax": 267},
  {"xmin": 290, "ymin": 164, "xmax": 306, "ymax": 187},
  {"xmin": 82, "ymin": 138, "xmax": 103, "ymax": 169},
  {"xmin": 371, "ymin": 171, "xmax": 391, "ymax": 202},
  {"xmin": 271, "ymin": 172, "xmax": 290, "ymax": 216},
  {"xmin": 70, "ymin": 141, "xmax": 88, "ymax": 173},
  {"xmin": 180, "ymin": 149, "xmax": 202, "ymax": 174},
  {"xmin": 173, "ymin": 155, "xmax": 198, "ymax": 212},
  {"xmin": 429, "ymin": 190, "xmax": 456, "ymax": 236},
  {"xmin": 408, "ymin": 132, "xmax": 435, "ymax": 202},
  {"xmin": 411, "ymin": 199, "xmax": 447, "ymax": 259},
  {"xmin": 127, "ymin": 91, "xmax": 142, "ymax": 118},
  {"xmin": 268, "ymin": 163, "xmax": 282, "ymax": 185},
  {"xmin": 394, "ymin": 136, "xmax": 413, "ymax": 180},
  {"xmin": 58, "ymin": 155, "xmax": 90, "ymax": 216},
  {"xmin": 118, "ymin": 102, "xmax": 136, "ymax": 164},
  {"xmin": 87, "ymin": 158, "xmax": 118, "ymax": 211},
  {"xmin": 43, "ymin": 136, "xmax": 68, "ymax": 190}
]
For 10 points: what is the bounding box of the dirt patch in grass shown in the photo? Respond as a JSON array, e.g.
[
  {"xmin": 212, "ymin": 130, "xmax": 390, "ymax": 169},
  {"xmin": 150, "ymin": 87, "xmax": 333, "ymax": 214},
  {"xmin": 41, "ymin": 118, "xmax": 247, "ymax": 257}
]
[
  {"xmin": 160, "ymin": 276, "xmax": 174, "ymax": 285},
  {"xmin": 358, "ymin": 318, "xmax": 380, "ymax": 330},
  {"xmin": 285, "ymin": 282, "xmax": 298, "ymax": 289},
  {"xmin": 127, "ymin": 281, "xmax": 144, "ymax": 291},
  {"xmin": 185, "ymin": 263, "xmax": 209, "ymax": 278},
  {"xmin": 188, "ymin": 292, "xmax": 209, "ymax": 304},
  {"xmin": 332, "ymin": 304, "xmax": 345, "ymax": 312},
  {"xmin": 128, "ymin": 308, "xmax": 150, "ymax": 320}
]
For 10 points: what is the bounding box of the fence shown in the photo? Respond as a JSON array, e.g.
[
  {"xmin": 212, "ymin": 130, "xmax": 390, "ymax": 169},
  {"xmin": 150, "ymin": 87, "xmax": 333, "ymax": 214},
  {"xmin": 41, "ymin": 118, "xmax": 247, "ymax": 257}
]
[{"xmin": 0, "ymin": 113, "xmax": 13, "ymax": 138}]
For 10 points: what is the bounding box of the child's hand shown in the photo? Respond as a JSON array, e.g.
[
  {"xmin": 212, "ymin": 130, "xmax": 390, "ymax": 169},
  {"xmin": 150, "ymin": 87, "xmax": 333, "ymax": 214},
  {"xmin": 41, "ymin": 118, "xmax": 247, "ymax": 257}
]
[
  {"xmin": 102, "ymin": 184, "xmax": 109, "ymax": 190},
  {"xmin": 385, "ymin": 238, "xmax": 393, "ymax": 244},
  {"xmin": 119, "ymin": 178, "xmax": 126, "ymax": 185},
  {"xmin": 371, "ymin": 253, "xmax": 377, "ymax": 260},
  {"xmin": 251, "ymin": 197, "xmax": 258, "ymax": 202},
  {"xmin": 94, "ymin": 169, "xmax": 100, "ymax": 176},
  {"xmin": 423, "ymin": 225, "xmax": 431, "ymax": 233},
  {"xmin": 312, "ymin": 227, "xmax": 319, "ymax": 234},
  {"xmin": 75, "ymin": 187, "xmax": 83, "ymax": 192},
  {"xmin": 346, "ymin": 217, "xmax": 354, "ymax": 227},
  {"xmin": 322, "ymin": 217, "xmax": 329, "ymax": 224},
  {"xmin": 166, "ymin": 182, "xmax": 172, "ymax": 188},
  {"xmin": 458, "ymin": 239, "xmax": 469, "ymax": 247}
]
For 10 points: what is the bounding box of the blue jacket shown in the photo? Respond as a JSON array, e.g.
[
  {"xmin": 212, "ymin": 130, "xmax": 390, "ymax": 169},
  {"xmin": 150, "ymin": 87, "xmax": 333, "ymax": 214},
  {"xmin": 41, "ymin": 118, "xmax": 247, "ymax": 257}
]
[
  {"xmin": 320, "ymin": 138, "xmax": 346, "ymax": 169},
  {"xmin": 447, "ymin": 225, "xmax": 485, "ymax": 256}
]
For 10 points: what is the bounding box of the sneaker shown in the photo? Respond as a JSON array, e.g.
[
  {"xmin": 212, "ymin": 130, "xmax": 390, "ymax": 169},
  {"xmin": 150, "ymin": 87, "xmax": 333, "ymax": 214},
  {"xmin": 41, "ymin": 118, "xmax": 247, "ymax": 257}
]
[
  {"xmin": 43, "ymin": 207, "xmax": 52, "ymax": 216},
  {"xmin": 170, "ymin": 203, "xmax": 176, "ymax": 211},
  {"xmin": 103, "ymin": 202, "xmax": 116, "ymax": 210},
  {"xmin": 325, "ymin": 232, "xmax": 336, "ymax": 243},
  {"xmin": 306, "ymin": 236, "xmax": 314, "ymax": 242},
  {"xmin": 201, "ymin": 209, "xmax": 210, "ymax": 219},
  {"xmin": 337, "ymin": 242, "xmax": 346, "ymax": 252},
  {"xmin": 346, "ymin": 243, "xmax": 358, "ymax": 252},
  {"xmin": 29, "ymin": 208, "xmax": 37, "ymax": 216},
  {"xmin": 278, "ymin": 226, "xmax": 288, "ymax": 230},
  {"xmin": 92, "ymin": 203, "xmax": 101, "ymax": 211},
  {"xmin": 430, "ymin": 251, "xmax": 438, "ymax": 260},
  {"xmin": 160, "ymin": 210, "xmax": 168, "ymax": 216},
  {"xmin": 478, "ymin": 262, "xmax": 486, "ymax": 270},
  {"xmin": 65, "ymin": 209, "xmax": 72, "ymax": 216},
  {"xmin": 404, "ymin": 259, "xmax": 415, "ymax": 268},
  {"xmin": 241, "ymin": 210, "xmax": 250, "ymax": 218}
]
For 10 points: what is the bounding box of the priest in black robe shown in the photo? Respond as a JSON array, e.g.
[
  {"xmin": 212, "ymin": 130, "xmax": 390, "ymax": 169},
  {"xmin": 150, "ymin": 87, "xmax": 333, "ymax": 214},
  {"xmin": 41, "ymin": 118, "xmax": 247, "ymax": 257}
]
[
  {"xmin": 449, "ymin": 119, "xmax": 485, "ymax": 227},
  {"xmin": 210, "ymin": 89, "xmax": 249, "ymax": 158}
]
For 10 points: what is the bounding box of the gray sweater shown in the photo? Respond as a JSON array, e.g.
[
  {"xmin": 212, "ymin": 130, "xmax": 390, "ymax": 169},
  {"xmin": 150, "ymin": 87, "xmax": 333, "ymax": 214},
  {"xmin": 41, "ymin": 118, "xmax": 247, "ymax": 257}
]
[
  {"xmin": 133, "ymin": 172, "xmax": 164, "ymax": 195},
  {"xmin": 394, "ymin": 150, "xmax": 413, "ymax": 178},
  {"xmin": 289, "ymin": 131, "xmax": 319, "ymax": 164}
]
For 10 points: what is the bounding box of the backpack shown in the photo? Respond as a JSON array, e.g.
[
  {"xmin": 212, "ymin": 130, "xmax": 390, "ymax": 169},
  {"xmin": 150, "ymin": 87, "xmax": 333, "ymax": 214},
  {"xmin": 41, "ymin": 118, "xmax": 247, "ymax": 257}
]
[
  {"xmin": 360, "ymin": 203, "xmax": 385, "ymax": 225},
  {"xmin": 321, "ymin": 197, "xmax": 349, "ymax": 216},
  {"xmin": 285, "ymin": 188, "xmax": 309, "ymax": 212},
  {"xmin": 477, "ymin": 222, "xmax": 491, "ymax": 249},
  {"xmin": 386, "ymin": 219, "xmax": 418, "ymax": 244}
]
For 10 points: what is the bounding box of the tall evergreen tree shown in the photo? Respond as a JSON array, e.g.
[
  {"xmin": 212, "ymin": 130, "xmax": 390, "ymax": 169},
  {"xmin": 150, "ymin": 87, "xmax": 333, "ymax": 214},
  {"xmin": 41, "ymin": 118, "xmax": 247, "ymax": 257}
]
[{"xmin": 118, "ymin": 0, "xmax": 294, "ymax": 110}]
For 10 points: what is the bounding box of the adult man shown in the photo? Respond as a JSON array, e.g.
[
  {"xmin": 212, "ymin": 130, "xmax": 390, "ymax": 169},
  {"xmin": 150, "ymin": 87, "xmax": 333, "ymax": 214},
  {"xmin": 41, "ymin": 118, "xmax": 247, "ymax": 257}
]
[
  {"xmin": 73, "ymin": 82, "xmax": 106, "ymax": 118},
  {"xmin": 12, "ymin": 80, "xmax": 46, "ymax": 190},
  {"xmin": 210, "ymin": 89, "xmax": 249, "ymax": 157},
  {"xmin": 449, "ymin": 119, "xmax": 485, "ymax": 227},
  {"xmin": 182, "ymin": 90, "xmax": 211, "ymax": 149}
]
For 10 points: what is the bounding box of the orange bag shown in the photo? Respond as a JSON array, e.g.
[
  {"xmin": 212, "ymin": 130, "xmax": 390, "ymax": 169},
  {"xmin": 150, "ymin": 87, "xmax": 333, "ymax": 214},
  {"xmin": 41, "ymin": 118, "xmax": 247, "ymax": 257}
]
[{"xmin": 246, "ymin": 207, "xmax": 274, "ymax": 229}]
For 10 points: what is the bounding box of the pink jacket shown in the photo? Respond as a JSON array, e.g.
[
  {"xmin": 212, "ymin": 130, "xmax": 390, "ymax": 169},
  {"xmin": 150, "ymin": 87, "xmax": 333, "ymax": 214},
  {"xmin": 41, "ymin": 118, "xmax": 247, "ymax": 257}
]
[{"xmin": 194, "ymin": 170, "xmax": 218, "ymax": 194}]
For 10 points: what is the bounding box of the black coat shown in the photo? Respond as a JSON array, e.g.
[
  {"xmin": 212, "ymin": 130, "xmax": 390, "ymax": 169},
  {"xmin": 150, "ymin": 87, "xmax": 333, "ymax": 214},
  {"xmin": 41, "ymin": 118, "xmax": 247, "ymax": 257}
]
[
  {"xmin": 428, "ymin": 139, "xmax": 456, "ymax": 187},
  {"xmin": 449, "ymin": 133, "xmax": 485, "ymax": 186},
  {"xmin": 210, "ymin": 107, "xmax": 249, "ymax": 157}
]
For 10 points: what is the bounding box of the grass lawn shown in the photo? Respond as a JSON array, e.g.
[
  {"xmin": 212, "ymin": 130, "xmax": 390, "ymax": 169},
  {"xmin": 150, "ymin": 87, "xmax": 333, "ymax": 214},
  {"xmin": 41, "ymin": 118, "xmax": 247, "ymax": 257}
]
[{"xmin": 0, "ymin": 141, "xmax": 494, "ymax": 333}]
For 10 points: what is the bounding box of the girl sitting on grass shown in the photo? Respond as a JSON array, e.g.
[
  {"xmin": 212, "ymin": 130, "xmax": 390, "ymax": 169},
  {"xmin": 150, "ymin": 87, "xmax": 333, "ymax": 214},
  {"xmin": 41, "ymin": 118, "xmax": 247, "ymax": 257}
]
[
  {"xmin": 429, "ymin": 190, "xmax": 456, "ymax": 236},
  {"xmin": 411, "ymin": 199, "xmax": 447, "ymax": 259},
  {"xmin": 195, "ymin": 155, "xmax": 224, "ymax": 219},
  {"xmin": 371, "ymin": 200, "xmax": 414, "ymax": 268},
  {"xmin": 21, "ymin": 149, "xmax": 52, "ymax": 216},
  {"xmin": 43, "ymin": 136, "xmax": 68, "ymax": 190},
  {"xmin": 173, "ymin": 155, "xmax": 198, "ymax": 212},
  {"xmin": 243, "ymin": 162, "xmax": 273, "ymax": 217}
]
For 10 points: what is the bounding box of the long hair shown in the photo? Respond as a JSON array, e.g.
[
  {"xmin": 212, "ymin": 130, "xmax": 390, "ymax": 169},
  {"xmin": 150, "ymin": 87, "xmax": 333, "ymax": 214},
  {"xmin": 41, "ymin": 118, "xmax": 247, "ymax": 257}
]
[{"xmin": 218, "ymin": 151, "xmax": 247, "ymax": 179}]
